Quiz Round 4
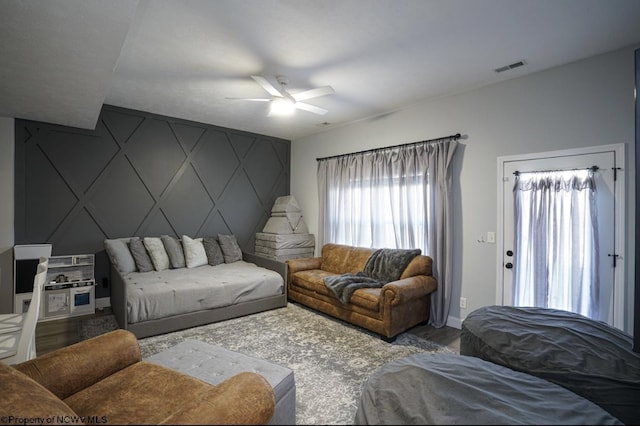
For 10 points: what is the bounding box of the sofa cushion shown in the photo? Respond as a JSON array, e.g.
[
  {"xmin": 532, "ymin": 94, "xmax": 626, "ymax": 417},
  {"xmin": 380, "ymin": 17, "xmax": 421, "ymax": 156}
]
[
  {"xmin": 218, "ymin": 234, "xmax": 243, "ymax": 263},
  {"xmin": 320, "ymin": 244, "xmax": 374, "ymax": 274},
  {"xmin": 144, "ymin": 237, "xmax": 171, "ymax": 271},
  {"xmin": 292, "ymin": 270, "xmax": 380, "ymax": 312},
  {"xmin": 161, "ymin": 235, "xmax": 186, "ymax": 269},
  {"xmin": 104, "ymin": 238, "xmax": 136, "ymax": 274},
  {"xmin": 129, "ymin": 237, "xmax": 154, "ymax": 272},
  {"xmin": 182, "ymin": 235, "xmax": 208, "ymax": 268},
  {"xmin": 0, "ymin": 362, "xmax": 80, "ymax": 422},
  {"xmin": 203, "ymin": 237, "xmax": 225, "ymax": 266},
  {"xmin": 63, "ymin": 362, "xmax": 217, "ymax": 424}
]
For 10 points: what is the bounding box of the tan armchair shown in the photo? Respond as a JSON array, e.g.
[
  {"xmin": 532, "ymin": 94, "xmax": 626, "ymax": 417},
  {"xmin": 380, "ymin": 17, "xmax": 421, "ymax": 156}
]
[{"xmin": 0, "ymin": 329, "xmax": 275, "ymax": 425}]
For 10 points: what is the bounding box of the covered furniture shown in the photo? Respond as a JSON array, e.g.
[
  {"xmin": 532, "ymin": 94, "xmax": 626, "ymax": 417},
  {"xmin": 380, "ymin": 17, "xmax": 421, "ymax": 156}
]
[
  {"xmin": 354, "ymin": 353, "xmax": 621, "ymax": 425},
  {"xmin": 148, "ymin": 339, "xmax": 296, "ymax": 425},
  {"xmin": 461, "ymin": 305, "xmax": 640, "ymax": 425},
  {"xmin": 0, "ymin": 329, "xmax": 275, "ymax": 425},
  {"xmin": 255, "ymin": 195, "xmax": 315, "ymax": 262},
  {"xmin": 106, "ymin": 236, "xmax": 287, "ymax": 338},
  {"xmin": 287, "ymin": 243, "xmax": 436, "ymax": 339}
]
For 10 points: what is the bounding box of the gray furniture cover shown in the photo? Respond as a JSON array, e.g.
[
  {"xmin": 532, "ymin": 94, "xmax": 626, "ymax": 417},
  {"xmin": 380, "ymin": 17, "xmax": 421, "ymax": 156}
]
[
  {"xmin": 461, "ymin": 305, "xmax": 639, "ymax": 425},
  {"xmin": 354, "ymin": 353, "xmax": 622, "ymax": 425}
]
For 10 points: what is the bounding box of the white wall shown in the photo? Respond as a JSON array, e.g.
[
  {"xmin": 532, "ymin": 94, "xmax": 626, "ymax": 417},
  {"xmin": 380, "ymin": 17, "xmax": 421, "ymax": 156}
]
[
  {"xmin": 291, "ymin": 46, "xmax": 637, "ymax": 332},
  {"xmin": 0, "ymin": 117, "xmax": 15, "ymax": 313}
]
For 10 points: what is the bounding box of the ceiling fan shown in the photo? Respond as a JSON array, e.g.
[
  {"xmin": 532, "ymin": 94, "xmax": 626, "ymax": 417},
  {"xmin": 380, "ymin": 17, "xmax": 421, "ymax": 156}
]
[{"xmin": 227, "ymin": 75, "xmax": 334, "ymax": 116}]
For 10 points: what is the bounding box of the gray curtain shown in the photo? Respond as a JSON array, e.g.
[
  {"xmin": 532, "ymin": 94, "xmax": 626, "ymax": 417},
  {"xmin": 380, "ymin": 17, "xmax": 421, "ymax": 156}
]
[
  {"xmin": 317, "ymin": 140, "xmax": 458, "ymax": 327},
  {"xmin": 513, "ymin": 169, "xmax": 599, "ymax": 319}
]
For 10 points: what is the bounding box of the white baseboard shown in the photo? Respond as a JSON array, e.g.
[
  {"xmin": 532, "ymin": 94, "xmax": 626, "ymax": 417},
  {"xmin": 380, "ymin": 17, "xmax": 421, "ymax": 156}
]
[
  {"xmin": 96, "ymin": 297, "xmax": 111, "ymax": 310},
  {"xmin": 446, "ymin": 315, "xmax": 462, "ymax": 329}
]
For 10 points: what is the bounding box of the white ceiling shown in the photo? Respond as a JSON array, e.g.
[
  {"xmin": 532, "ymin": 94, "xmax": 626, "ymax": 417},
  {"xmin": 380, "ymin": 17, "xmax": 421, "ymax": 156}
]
[{"xmin": 2, "ymin": 0, "xmax": 640, "ymax": 140}]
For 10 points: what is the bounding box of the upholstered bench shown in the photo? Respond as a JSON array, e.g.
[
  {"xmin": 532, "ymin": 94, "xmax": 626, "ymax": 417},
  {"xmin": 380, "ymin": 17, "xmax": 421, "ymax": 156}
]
[
  {"xmin": 147, "ymin": 339, "xmax": 296, "ymax": 425},
  {"xmin": 460, "ymin": 305, "xmax": 640, "ymax": 425}
]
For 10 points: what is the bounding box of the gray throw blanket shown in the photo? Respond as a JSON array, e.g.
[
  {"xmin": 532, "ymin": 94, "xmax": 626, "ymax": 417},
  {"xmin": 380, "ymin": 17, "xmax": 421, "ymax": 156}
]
[{"xmin": 324, "ymin": 248, "xmax": 421, "ymax": 304}]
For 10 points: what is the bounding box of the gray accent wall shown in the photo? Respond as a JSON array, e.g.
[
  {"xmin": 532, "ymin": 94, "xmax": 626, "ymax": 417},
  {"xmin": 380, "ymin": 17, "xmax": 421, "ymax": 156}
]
[{"xmin": 15, "ymin": 105, "xmax": 290, "ymax": 298}]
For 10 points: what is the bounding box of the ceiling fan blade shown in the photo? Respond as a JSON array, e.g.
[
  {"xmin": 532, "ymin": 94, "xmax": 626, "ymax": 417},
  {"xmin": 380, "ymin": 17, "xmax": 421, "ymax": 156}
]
[
  {"xmin": 225, "ymin": 97, "xmax": 271, "ymax": 102},
  {"xmin": 295, "ymin": 102, "xmax": 328, "ymax": 115},
  {"xmin": 291, "ymin": 86, "xmax": 335, "ymax": 102},
  {"xmin": 251, "ymin": 75, "xmax": 283, "ymax": 97}
]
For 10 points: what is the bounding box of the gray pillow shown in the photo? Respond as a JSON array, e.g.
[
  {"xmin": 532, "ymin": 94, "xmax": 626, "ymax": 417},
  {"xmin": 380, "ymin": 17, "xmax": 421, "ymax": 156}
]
[
  {"xmin": 218, "ymin": 234, "xmax": 242, "ymax": 263},
  {"xmin": 161, "ymin": 235, "xmax": 185, "ymax": 268},
  {"xmin": 203, "ymin": 237, "xmax": 225, "ymax": 266},
  {"xmin": 129, "ymin": 237, "xmax": 154, "ymax": 272},
  {"xmin": 104, "ymin": 238, "xmax": 136, "ymax": 274}
]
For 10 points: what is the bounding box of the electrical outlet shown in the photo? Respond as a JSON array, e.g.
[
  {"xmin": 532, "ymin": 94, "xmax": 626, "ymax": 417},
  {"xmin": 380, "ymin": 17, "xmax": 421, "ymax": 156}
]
[{"xmin": 460, "ymin": 297, "xmax": 467, "ymax": 309}]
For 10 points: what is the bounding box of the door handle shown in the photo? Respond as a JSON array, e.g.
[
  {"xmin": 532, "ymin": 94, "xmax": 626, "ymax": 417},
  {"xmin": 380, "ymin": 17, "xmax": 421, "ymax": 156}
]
[
  {"xmin": 505, "ymin": 262, "xmax": 513, "ymax": 269},
  {"xmin": 506, "ymin": 250, "xmax": 514, "ymax": 257}
]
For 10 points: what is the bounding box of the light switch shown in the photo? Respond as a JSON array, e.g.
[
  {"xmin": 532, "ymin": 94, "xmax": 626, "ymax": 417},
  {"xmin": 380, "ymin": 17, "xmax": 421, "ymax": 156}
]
[{"xmin": 487, "ymin": 232, "xmax": 496, "ymax": 244}]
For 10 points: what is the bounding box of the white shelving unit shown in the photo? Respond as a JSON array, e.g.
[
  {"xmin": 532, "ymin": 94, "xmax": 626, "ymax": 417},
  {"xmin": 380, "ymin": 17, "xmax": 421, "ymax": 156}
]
[{"xmin": 41, "ymin": 254, "xmax": 96, "ymax": 321}]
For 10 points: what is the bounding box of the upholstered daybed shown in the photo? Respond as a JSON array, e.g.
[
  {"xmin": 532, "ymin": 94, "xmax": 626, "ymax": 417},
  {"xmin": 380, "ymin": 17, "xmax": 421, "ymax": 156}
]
[{"xmin": 105, "ymin": 235, "xmax": 287, "ymax": 338}]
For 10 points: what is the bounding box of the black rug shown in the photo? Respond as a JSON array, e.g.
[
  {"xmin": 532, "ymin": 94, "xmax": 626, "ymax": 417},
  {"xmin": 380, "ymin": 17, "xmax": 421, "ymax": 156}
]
[{"xmin": 79, "ymin": 304, "xmax": 453, "ymax": 424}]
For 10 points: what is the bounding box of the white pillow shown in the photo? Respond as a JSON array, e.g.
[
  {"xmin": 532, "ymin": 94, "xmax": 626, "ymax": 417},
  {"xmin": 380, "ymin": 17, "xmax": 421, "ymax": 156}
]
[
  {"xmin": 104, "ymin": 238, "xmax": 136, "ymax": 274},
  {"xmin": 182, "ymin": 235, "xmax": 207, "ymax": 268},
  {"xmin": 143, "ymin": 237, "xmax": 170, "ymax": 271}
]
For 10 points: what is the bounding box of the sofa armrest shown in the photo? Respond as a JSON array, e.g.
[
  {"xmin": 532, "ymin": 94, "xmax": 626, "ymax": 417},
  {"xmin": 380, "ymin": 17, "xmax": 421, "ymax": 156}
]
[
  {"xmin": 158, "ymin": 372, "xmax": 275, "ymax": 425},
  {"xmin": 286, "ymin": 257, "xmax": 323, "ymax": 285},
  {"xmin": 14, "ymin": 329, "xmax": 141, "ymax": 400},
  {"xmin": 382, "ymin": 275, "xmax": 437, "ymax": 306},
  {"xmin": 243, "ymin": 251, "xmax": 287, "ymax": 283},
  {"xmin": 286, "ymin": 257, "xmax": 322, "ymax": 274}
]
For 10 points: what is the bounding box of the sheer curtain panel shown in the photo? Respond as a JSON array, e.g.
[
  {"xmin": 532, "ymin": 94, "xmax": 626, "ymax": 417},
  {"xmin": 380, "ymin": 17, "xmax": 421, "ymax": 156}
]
[
  {"xmin": 513, "ymin": 169, "xmax": 599, "ymax": 319},
  {"xmin": 317, "ymin": 140, "xmax": 458, "ymax": 327}
]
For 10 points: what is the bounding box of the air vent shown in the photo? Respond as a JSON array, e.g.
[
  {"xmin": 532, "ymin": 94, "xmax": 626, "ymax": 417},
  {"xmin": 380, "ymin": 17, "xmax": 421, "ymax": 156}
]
[{"xmin": 494, "ymin": 60, "xmax": 527, "ymax": 73}]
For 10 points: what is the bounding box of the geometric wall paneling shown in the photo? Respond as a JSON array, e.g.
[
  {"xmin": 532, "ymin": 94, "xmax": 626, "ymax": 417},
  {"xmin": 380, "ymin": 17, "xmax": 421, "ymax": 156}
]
[
  {"xmin": 23, "ymin": 141, "xmax": 79, "ymax": 243},
  {"xmin": 52, "ymin": 208, "xmax": 107, "ymax": 255},
  {"xmin": 194, "ymin": 129, "xmax": 241, "ymax": 199},
  {"xmin": 15, "ymin": 104, "xmax": 290, "ymax": 299},
  {"xmin": 217, "ymin": 171, "xmax": 266, "ymax": 246},
  {"xmin": 40, "ymin": 127, "xmax": 118, "ymax": 194},
  {"xmin": 102, "ymin": 109, "xmax": 145, "ymax": 145},
  {"xmin": 125, "ymin": 119, "xmax": 187, "ymax": 197},
  {"xmin": 245, "ymin": 140, "xmax": 286, "ymax": 204},
  {"xmin": 141, "ymin": 209, "xmax": 176, "ymax": 239},
  {"xmin": 161, "ymin": 165, "xmax": 214, "ymax": 237},
  {"xmin": 228, "ymin": 132, "xmax": 257, "ymax": 158},
  {"xmin": 171, "ymin": 122, "xmax": 206, "ymax": 153},
  {"xmin": 86, "ymin": 155, "xmax": 156, "ymax": 238}
]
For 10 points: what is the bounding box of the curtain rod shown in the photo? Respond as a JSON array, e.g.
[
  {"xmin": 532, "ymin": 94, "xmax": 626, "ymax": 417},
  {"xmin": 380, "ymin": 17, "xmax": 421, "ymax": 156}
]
[
  {"xmin": 316, "ymin": 133, "xmax": 461, "ymax": 162},
  {"xmin": 513, "ymin": 165, "xmax": 599, "ymax": 176}
]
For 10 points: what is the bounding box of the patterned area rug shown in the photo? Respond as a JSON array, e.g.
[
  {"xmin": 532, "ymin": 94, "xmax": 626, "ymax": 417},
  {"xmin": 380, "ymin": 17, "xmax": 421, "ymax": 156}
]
[{"xmin": 80, "ymin": 303, "xmax": 453, "ymax": 425}]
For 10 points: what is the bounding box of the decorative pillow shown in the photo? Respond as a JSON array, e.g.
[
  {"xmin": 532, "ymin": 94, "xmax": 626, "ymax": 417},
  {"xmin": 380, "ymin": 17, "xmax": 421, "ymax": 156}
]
[
  {"xmin": 104, "ymin": 238, "xmax": 136, "ymax": 274},
  {"xmin": 203, "ymin": 237, "xmax": 225, "ymax": 266},
  {"xmin": 161, "ymin": 235, "xmax": 185, "ymax": 268},
  {"xmin": 218, "ymin": 234, "xmax": 243, "ymax": 263},
  {"xmin": 182, "ymin": 235, "xmax": 208, "ymax": 268},
  {"xmin": 143, "ymin": 237, "xmax": 170, "ymax": 271},
  {"xmin": 128, "ymin": 237, "xmax": 154, "ymax": 272}
]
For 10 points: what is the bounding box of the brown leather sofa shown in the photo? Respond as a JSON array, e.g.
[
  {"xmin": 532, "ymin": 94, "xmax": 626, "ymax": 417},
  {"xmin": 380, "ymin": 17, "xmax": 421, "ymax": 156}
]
[
  {"xmin": 287, "ymin": 243, "xmax": 437, "ymax": 340},
  {"xmin": 0, "ymin": 329, "xmax": 274, "ymax": 425}
]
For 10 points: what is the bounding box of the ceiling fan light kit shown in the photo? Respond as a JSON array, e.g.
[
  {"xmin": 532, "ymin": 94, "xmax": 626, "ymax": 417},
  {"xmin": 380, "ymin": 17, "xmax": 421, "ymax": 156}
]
[
  {"xmin": 269, "ymin": 97, "xmax": 296, "ymax": 116},
  {"xmin": 227, "ymin": 75, "xmax": 335, "ymax": 117}
]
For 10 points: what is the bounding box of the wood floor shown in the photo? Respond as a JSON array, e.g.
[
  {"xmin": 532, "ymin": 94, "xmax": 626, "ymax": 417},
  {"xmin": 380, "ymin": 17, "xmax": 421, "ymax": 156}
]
[
  {"xmin": 35, "ymin": 306, "xmax": 461, "ymax": 356},
  {"xmin": 35, "ymin": 307, "xmax": 114, "ymax": 356},
  {"xmin": 407, "ymin": 323, "xmax": 461, "ymax": 353}
]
